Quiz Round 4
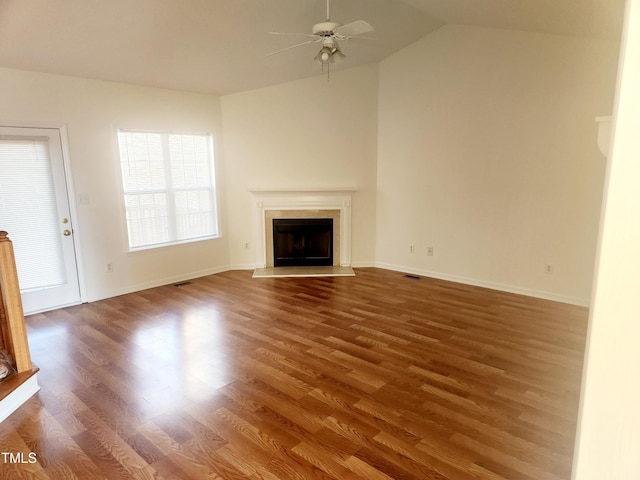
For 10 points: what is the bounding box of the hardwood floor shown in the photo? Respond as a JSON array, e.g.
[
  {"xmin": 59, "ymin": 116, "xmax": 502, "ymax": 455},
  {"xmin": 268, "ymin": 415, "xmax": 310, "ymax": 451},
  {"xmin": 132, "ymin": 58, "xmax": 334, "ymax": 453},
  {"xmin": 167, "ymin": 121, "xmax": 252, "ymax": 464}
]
[{"xmin": 0, "ymin": 268, "xmax": 588, "ymax": 479}]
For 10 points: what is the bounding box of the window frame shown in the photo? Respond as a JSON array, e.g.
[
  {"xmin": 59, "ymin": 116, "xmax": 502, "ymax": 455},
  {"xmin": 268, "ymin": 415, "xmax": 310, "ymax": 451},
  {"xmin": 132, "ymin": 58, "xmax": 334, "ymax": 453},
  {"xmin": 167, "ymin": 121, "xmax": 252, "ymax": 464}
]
[{"xmin": 116, "ymin": 129, "xmax": 220, "ymax": 252}]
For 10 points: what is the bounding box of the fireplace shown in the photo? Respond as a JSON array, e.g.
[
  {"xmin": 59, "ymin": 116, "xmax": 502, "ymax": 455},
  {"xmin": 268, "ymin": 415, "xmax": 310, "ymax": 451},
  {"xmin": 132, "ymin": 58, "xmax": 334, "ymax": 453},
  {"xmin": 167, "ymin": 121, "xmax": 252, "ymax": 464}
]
[
  {"xmin": 273, "ymin": 218, "xmax": 333, "ymax": 267},
  {"xmin": 265, "ymin": 209, "xmax": 340, "ymax": 267},
  {"xmin": 250, "ymin": 189, "xmax": 356, "ymax": 270}
]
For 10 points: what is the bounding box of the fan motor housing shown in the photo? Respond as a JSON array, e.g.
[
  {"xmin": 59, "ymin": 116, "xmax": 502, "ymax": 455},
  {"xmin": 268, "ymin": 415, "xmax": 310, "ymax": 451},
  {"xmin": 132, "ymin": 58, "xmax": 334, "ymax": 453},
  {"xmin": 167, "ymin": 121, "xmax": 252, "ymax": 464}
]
[{"xmin": 312, "ymin": 21, "xmax": 340, "ymax": 36}]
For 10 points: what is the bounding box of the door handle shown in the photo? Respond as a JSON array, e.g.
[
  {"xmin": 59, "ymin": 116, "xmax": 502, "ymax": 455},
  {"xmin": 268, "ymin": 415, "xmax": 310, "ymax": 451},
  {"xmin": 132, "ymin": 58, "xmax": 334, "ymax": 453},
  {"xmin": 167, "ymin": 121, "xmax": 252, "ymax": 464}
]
[{"xmin": 63, "ymin": 230, "xmax": 72, "ymax": 236}]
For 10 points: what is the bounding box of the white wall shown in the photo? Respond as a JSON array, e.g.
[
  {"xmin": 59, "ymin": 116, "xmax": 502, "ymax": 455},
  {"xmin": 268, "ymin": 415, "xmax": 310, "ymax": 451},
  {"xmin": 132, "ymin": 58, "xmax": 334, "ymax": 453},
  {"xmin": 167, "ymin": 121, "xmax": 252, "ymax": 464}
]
[
  {"xmin": 573, "ymin": 0, "xmax": 640, "ymax": 476},
  {"xmin": 376, "ymin": 24, "xmax": 620, "ymax": 305},
  {"xmin": 221, "ymin": 64, "xmax": 379, "ymax": 269},
  {"xmin": 0, "ymin": 24, "xmax": 621, "ymax": 308},
  {"xmin": 0, "ymin": 67, "xmax": 229, "ymax": 303}
]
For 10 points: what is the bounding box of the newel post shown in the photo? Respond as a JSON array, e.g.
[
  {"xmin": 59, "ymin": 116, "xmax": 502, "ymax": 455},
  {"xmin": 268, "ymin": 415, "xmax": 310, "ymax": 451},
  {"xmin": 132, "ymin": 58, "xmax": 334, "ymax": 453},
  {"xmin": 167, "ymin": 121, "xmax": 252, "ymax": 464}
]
[{"xmin": 0, "ymin": 231, "xmax": 32, "ymax": 373}]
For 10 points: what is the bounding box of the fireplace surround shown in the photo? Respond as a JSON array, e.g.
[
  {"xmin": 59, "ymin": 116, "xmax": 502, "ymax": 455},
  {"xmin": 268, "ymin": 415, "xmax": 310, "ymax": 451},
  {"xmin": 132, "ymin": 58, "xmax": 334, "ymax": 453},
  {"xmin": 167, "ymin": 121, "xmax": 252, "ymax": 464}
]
[{"xmin": 250, "ymin": 189, "xmax": 355, "ymax": 270}]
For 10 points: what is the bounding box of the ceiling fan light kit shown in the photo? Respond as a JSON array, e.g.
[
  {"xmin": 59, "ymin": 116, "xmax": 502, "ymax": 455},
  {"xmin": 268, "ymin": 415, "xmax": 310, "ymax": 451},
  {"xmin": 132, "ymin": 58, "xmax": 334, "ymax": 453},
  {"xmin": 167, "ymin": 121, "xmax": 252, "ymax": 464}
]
[
  {"xmin": 315, "ymin": 47, "xmax": 333, "ymax": 64},
  {"xmin": 268, "ymin": 0, "xmax": 373, "ymax": 77}
]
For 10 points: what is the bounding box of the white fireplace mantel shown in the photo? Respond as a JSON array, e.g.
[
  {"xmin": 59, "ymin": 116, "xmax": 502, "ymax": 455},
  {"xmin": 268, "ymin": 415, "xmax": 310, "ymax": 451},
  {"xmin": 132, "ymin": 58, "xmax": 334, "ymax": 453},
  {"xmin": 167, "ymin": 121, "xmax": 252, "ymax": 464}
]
[{"xmin": 250, "ymin": 188, "xmax": 357, "ymax": 268}]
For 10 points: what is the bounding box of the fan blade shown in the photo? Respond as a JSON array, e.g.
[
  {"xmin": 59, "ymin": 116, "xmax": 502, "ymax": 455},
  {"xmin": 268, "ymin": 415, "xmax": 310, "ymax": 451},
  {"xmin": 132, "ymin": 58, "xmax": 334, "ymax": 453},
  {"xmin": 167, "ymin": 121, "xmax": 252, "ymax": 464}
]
[
  {"xmin": 267, "ymin": 39, "xmax": 319, "ymax": 57},
  {"xmin": 334, "ymin": 20, "xmax": 373, "ymax": 37},
  {"xmin": 269, "ymin": 31, "xmax": 316, "ymax": 38}
]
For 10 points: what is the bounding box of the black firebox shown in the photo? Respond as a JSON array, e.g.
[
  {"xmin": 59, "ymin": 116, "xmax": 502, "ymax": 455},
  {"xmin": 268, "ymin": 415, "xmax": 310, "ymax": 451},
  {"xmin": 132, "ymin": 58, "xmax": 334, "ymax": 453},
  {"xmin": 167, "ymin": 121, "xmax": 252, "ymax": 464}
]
[{"xmin": 273, "ymin": 218, "xmax": 333, "ymax": 267}]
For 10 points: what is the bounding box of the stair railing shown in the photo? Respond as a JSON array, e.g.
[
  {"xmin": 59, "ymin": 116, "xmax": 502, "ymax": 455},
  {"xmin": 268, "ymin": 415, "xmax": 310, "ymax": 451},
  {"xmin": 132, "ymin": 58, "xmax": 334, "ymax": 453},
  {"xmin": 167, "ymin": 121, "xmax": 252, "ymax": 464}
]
[{"xmin": 0, "ymin": 231, "xmax": 32, "ymax": 373}]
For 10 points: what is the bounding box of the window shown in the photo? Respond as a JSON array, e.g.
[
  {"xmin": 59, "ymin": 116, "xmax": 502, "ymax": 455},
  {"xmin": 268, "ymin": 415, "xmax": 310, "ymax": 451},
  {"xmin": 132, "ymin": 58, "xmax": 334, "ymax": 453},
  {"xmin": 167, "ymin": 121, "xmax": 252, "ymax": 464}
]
[{"xmin": 117, "ymin": 130, "xmax": 219, "ymax": 250}]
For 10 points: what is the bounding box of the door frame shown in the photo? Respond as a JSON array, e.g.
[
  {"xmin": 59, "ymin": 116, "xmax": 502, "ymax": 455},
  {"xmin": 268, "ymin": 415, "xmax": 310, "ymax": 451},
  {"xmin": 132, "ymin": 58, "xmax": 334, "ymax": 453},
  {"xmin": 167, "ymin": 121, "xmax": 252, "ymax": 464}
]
[{"xmin": 0, "ymin": 121, "xmax": 86, "ymax": 312}]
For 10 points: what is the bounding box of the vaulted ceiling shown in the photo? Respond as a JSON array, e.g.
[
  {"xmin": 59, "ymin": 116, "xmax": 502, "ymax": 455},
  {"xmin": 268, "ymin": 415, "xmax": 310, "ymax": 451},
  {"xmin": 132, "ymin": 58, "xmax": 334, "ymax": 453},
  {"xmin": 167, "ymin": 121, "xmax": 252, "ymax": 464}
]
[{"xmin": 0, "ymin": 0, "xmax": 625, "ymax": 96}]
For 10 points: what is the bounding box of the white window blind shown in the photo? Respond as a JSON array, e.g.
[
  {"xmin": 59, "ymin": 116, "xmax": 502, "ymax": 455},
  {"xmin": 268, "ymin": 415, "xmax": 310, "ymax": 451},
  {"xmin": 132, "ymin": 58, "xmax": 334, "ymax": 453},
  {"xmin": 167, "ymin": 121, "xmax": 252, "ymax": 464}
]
[
  {"xmin": 117, "ymin": 131, "xmax": 219, "ymax": 250},
  {"xmin": 0, "ymin": 136, "xmax": 66, "ymax": 290}
]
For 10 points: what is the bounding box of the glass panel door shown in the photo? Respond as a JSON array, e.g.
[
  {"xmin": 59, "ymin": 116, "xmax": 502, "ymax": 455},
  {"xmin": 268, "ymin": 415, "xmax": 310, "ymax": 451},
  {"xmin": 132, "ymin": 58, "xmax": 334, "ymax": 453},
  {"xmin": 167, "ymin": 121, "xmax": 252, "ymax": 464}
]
[{"xmin": 0, "ymin": 126, "xmax": 81, "ymax": 313}]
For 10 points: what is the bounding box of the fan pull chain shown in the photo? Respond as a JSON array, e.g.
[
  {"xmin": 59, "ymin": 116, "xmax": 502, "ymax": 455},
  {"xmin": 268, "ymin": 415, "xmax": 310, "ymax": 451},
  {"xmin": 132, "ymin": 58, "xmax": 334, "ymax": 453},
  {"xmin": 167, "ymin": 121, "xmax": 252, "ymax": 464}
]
[{"xmin": 321, "ymin": 62, "xmax": 331, "ymax": 81}]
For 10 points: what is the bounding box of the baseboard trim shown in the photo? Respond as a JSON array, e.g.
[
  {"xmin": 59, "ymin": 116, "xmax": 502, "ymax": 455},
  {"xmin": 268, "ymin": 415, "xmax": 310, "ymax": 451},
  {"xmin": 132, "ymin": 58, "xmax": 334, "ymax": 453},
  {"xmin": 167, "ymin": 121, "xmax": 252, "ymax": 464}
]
[
  {"xmin": 84, "ymin": 262, "xmax": 589, "ymax": 308},
  {"xmin": 351, "ymin": 261, "xmax": 376, "ymax": 268},
  {"xmin": 88, "ymin": 265, "xmax": 231, "ymax": 303},
  {"xmin": 374, "ymin": 262, "xmax": 590, "ymax": 307},
  {"xmin": 228, "ymin": 263, "xmax": 257, "ymax": 271}
]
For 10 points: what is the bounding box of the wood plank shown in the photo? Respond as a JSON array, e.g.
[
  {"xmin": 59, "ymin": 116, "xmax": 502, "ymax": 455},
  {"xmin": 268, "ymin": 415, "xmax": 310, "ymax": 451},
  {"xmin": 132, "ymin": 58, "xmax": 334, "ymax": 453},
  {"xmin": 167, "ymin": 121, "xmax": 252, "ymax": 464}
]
[{"xmin": 0, "ymin": 268, "xmax": 588, "ymax": 479}]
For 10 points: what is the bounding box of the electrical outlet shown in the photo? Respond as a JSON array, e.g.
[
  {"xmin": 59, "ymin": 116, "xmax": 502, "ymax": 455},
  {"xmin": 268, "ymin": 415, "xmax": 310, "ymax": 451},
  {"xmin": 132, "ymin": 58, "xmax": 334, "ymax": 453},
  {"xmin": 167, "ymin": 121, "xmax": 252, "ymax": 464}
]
[
  {"xmin": 545, "ymin": 264, "xmax": 554, "ymax": 274},
  {"xmin": 106, "ymin": 263, "xmax": 114, "ymax": 273},
  {"xmin": 244, "ymin": 242, "xmax": 250, "ymax": 250},
  {"xmin": 409, "ymin": 244, "xmax": 415, "ymax": 254},
  {"xmin": 427, "ymin": 247, "xmax": 434, "ymax": 256}
]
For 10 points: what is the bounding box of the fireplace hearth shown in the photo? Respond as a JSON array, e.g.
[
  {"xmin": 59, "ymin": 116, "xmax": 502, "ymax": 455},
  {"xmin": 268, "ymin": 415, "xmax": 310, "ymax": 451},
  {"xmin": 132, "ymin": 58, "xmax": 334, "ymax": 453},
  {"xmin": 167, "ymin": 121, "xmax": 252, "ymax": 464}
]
[{"xmin": 273, "ymin": 218, "xmax": 333, "ymax": 267}]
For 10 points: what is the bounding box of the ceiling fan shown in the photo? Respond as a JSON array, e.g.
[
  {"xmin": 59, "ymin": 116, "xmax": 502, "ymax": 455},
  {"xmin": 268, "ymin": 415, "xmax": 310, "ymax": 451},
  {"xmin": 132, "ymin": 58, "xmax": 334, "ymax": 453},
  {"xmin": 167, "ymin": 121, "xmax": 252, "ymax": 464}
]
[{"xmin": 268, "ymin": 0, "xmax": 374, "ymax": 74}]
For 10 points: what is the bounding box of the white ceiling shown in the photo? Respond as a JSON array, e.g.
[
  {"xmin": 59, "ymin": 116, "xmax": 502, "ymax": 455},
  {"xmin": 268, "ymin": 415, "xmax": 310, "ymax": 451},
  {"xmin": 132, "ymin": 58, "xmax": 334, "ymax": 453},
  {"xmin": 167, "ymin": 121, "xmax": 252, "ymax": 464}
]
[{"xmin": 0, "ymin": 0, "xmax": 625, "ymax": 96}]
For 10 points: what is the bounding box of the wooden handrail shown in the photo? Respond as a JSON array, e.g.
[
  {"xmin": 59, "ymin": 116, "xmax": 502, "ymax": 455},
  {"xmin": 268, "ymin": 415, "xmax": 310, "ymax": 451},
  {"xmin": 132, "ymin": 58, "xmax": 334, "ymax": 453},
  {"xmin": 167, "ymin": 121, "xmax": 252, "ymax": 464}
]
[{"xmin": 0, "ymin": 231, "xmax": 32, "ymax": 373}]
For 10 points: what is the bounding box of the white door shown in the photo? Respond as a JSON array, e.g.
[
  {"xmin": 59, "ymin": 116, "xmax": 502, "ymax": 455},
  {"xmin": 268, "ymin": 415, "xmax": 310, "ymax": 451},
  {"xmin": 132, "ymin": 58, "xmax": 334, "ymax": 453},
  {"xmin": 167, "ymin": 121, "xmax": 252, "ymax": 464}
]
[{"xmin": 0, "ymin": 126, "xmax": 81, "ymax": 314}]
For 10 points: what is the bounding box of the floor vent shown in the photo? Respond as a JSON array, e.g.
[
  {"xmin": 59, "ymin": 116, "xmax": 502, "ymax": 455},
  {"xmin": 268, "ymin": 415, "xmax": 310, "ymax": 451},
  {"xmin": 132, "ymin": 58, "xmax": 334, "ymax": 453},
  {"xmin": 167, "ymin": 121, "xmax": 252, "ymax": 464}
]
[
  {"xmin": 173, "ymin": 281, "xmax": 193, "ymax": 287},
  {"xmin": 404, "ymin": 274, "xmax": 421, "ymax": 280}
]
